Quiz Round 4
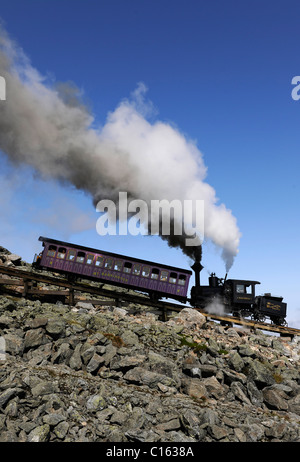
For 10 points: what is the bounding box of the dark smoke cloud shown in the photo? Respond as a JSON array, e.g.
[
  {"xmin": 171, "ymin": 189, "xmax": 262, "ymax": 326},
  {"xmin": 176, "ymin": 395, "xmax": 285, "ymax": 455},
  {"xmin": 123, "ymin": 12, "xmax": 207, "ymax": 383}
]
[{"xmin": 0, "ymin": 26, "xmax": 241, "ymax": 270}]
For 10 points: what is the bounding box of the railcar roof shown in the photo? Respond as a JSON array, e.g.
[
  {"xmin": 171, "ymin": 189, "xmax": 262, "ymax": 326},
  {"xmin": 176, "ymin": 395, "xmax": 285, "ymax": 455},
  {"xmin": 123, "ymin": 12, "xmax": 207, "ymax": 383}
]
[
  {"xmin": 226, "ymin": 278, "xmax": 261, "ymax": 285},
  {"xmin": 39, "ymin": 236, "xmax": 192, "ymax": 274}
]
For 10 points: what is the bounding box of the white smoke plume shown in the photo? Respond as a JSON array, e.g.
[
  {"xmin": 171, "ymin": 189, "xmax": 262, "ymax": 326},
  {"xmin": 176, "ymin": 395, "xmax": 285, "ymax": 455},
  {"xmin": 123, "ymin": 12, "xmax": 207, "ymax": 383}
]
[
  {"xmin": 205, "ymin": 295, "xmax": 226, "ymax": 316},
  {"xmin": 0, "ymin": 26, "xmax": 241, "ymax": 270}
]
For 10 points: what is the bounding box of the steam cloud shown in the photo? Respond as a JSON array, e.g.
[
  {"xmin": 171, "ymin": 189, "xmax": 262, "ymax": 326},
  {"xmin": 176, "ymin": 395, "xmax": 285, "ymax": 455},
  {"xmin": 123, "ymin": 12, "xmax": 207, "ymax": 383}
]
[
  {"xmin": 205, "ymin": 295, "xmax": 226, "ymax": 316},
  {"xmin": 0, "ymin": 26, "xmax": 241, "ymax": 270}
]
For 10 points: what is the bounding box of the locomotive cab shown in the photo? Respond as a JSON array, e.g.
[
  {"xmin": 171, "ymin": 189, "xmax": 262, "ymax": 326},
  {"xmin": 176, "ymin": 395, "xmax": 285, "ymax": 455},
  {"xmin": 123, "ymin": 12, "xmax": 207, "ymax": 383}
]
[{"xmin": 225, "ymin": 279, "xmax": 260, "ymax": 307}]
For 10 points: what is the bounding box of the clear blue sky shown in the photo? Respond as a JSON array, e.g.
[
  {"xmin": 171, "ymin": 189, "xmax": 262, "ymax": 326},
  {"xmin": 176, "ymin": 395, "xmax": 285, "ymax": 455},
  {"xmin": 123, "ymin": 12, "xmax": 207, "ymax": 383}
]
[{"xmin": 0, "ymin": 0, "xmax": 300, "ymax": 326}]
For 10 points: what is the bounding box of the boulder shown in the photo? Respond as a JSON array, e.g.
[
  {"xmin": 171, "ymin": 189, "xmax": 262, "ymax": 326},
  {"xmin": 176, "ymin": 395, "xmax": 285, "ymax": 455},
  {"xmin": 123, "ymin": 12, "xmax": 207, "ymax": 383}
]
[{"xmin": 171, "ymin": 308, "xmax": 206, "ymax": 328}]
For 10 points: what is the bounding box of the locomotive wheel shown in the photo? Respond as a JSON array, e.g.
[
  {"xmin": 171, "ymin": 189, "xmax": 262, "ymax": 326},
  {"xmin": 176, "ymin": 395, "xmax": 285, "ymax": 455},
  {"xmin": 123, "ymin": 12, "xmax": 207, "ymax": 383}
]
[
  {"xmin": 270, "ymin": 316, "xmax": 287, "ymax": 327},
  {"xmin": 232, "ymin": 311, "xmax": 240, "ymax": 318},
  {"xmin": 251, "ymin": 313, "xmax": 266, "ymax": 323}
]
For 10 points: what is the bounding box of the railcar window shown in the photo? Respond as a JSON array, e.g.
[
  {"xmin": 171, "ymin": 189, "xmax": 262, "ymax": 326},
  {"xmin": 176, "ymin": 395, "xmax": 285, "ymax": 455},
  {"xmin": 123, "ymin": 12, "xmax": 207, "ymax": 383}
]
[
  {"xmin": 160, "ymin": 270, "xmax": 169, "ymax": 282},
  {"xmin": 142, "ymin": 266, "xmax": 150, "ymax": 277},
  {"xmin": 246, "ymin": 285, "xmax": 252, "ymax": 294},
  {"xmin": 236, "ymin": 285, "xmax": 244, "ymax": 293},
  {"xmin": 114, "ymin": 260, "xmax": 123, "ymax": 271},
  {"xmin": 236, "ymin": 284, "xmax": 252, "ymax": 294},
  {"xmin": 86, "ymin": 254, "xmax": 94, "ymax": 265},
  {"xmin": 57, "ymin": 247, "xmax": 67, "ymax": 259},
  {"xmin": 178, "ymin": 275, "xmax": 186, "ymax": 286},
  {"xmin": 123, "ymin": 262, "xmax": 132, "ymax": 273},
  {"xmin": 104, "ymin": 258, "xmax": 113, "ymax": 269},
  {"xmin": 169, "ymin": 272, "xmax": 177, "ymax": 284},
  {"xmin": 133, "ymin": 264, "xmax": 141, "ymax": 276},
  {"xmin": 47, "ymin": 245, "xmax": 57, "ymax": 257},
  {"xmin": 76, "ymin": 251, "xmax": 85, "ymax": 263},
  {"xmin": 95, "ymin": 256, "xmax": 104, "ymax": 267},
  {"xmin": 67, "ymin": 250, "xmax": 76, "ymax": 261},
  {"xmin": 151, "ymin": 268, "xmax": 159, "ymax": 280}
]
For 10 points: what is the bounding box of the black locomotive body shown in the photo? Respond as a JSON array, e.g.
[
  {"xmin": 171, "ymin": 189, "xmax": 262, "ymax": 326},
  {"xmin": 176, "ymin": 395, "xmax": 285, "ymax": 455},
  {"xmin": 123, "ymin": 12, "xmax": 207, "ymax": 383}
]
[{"xmin": 190, "ymin": 262, "xmax": 287, "ymax": 326}]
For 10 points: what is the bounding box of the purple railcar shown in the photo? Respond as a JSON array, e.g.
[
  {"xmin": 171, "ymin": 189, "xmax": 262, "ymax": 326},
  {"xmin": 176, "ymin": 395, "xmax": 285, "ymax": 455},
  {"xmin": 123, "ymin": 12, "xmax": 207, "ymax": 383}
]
[{"xmin": 34, "ymin": 237, "xmax": 192, "ymax": 302}]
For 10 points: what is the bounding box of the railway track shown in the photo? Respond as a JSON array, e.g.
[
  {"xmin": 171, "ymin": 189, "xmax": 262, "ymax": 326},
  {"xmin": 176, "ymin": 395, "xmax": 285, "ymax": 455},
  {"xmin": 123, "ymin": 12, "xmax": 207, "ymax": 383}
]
[{"xmin": 0, "ymin": 264, "xmax": 299, "ymax": 339}]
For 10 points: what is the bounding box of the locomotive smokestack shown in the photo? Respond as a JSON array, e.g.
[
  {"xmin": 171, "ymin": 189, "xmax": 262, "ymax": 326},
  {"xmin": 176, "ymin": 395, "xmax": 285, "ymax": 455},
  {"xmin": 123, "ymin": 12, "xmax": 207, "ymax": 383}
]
[
  {"xmin": 191, "ymin": 245, "xmax": 203, "ymax": 288},
  {"xmin": 191, "ymin": 261, "xmax": 204, "ymax": 288}
]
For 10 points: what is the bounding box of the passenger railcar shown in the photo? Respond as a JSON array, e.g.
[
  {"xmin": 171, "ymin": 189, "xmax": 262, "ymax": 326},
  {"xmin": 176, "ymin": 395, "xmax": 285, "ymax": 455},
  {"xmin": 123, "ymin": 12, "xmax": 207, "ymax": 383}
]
[{"xmin": 33, "ymin": 236, "xmax": 192, "ymax": 302}]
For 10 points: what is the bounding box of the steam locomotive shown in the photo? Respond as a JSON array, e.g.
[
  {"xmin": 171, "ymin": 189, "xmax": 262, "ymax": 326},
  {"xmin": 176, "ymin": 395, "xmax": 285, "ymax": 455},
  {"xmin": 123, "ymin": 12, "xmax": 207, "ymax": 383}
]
[
  {"xmin": 190, "ymin": 261, "xmax": 287, "ymax": 326},
  {"xmin": 34, "ymin": 237, "xmax": 287, "ymax": 326}
]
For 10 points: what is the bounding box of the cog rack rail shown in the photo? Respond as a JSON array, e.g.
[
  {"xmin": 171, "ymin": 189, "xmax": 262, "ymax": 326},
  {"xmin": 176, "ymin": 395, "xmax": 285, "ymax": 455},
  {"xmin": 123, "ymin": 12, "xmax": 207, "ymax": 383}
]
[{"xmin": 0, "ymin": 264, "xmax": 299, "ymax": 339}]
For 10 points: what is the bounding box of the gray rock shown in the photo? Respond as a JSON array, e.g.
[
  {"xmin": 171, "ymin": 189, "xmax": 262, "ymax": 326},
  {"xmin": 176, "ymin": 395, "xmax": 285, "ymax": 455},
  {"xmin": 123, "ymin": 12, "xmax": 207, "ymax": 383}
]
[
  {"xmin": 230, "ymin": 381, "xmax": 251, "ymax": 405},
  {"xmin": 0, "ymin": 388, "xmax": 17, "ymax": 408},
  {"xmin": 80, "ymin": 342, "xmax": 96, "ymax": 364},
  {"xmin": 238, "ymin": 344, "xmax": 257, "ymax": 357},
  {"xmin": 75, "ymin": 301, "xmax": 95, "ymax": 311},
  {"xmin": 228, "ymin": 351, "xmax": 244, "ymax": 372},
  {"xmin": 31, "ymin": 380, "xmax": 59, "ymax": 397},
  {"xmin": 4, "ymin": 254, "xmax": 22, "ymax": 265},
  {"xmin": 246, "ymin": 359, "xmax": 275, "ymax": 387},
  {"xmin": 172, "ymin": 308, "xmax": 206, "ymax": 328},
  {"xmin": 201, "ymin": 376, "xmax": 226, "ymax": 398},
  {"xmin": 265, "ymin": 421, "xmax": 287, "ymax": 439},
  {"xmin": 52, "ymin": 342, "xmax": 73, "ymax": 364},
  {"xmin": 198, "ymin": 364, "xmax": 217, "ymax": 377},
  {"xmin": 4, "ymin": 332, "xmax": 24, "ymax": 355},
  {"xmin": 101, "ymin": 343, "xmax": 117, "ymax": 366},
  {"xmin": 110, "ymin": 354, "xmax": 146, "ymax": 371},
  {"xmin": 272, "ymin": 338, "xmax": 291, "ymax": 357},
  {"xmin": 0, "ymin": 315, "xmax": 13, "ymax": 328},
  {"xmin": 46, "ymin": 319, "xmax": 66, "ymax": 338},
  {"xmin": 124, "ymin": 367, "xmax": 178, "ymax": 389},
  {"xmin": 247, "ymin": 380, "xmax": 263, "ymax": 407},
  {"xmin": 288, "ymin": 394, "xmax": 300, "ymax": 415},
  {"xmin": 121, "ymin": 330, "xmax": 139, "ymax": 346},
  {"xmin": 0, "ymin": 297, "xmax": 17, "ymax": 313},
  {"xmin": 181, "ymin": 377, "xmax": 208, "ymax": 400},
  {"xmin": 156, "ymin": 418, "xmax": 181, "ymax": 432},
  {"xmin": 223, "ymin": 369, "xmax": 247, "ymax": 385},
  {"xmin": 247, "ymin": 423, "xmax": 265, "ymax": 442},
  {"xmin": 54, "ymin": 421, "xmax": 69, "ymax": 439},
  {"xmin": 27, "ymin": 424, "xmax": 50, "ymax": 442},
  {"xmin": 208, "ymin": 424, "xmax": 229, "ymax": 440},
  {"xmin": 69, "ymin": 343, "xmax": 82, "ymax": 370},
  {"xmin": 86, "ymin": 393, "xmax": 106, "ymax": 412},
  {"xmin": 42, "ymin": 413, "xmax": 66, "ymax": 426},
  {"xmin": 125, "ymin": 407, "xmax": 146, "ymax": 431},
  {"xmin": 86, "ymin": 353, "xmax": 105, "ymax": 373},
  {"xmin": 262, "ymin": 388, "xmax": 288, "ymax": 411},
  {"xmin": 180, "ymin": 409, "xmax": 204, "ymax": 439},
  {"xmin": 24, "ymin": 328, "xmax": 48, "ymax": 350}
]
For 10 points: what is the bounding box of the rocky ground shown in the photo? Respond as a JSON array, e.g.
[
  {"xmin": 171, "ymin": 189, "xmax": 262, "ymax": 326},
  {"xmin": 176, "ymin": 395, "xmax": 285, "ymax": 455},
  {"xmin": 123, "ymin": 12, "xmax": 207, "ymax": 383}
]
[{"xmin": 0, "ymin": 245, "xmax": 300, "ymax": 443}]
